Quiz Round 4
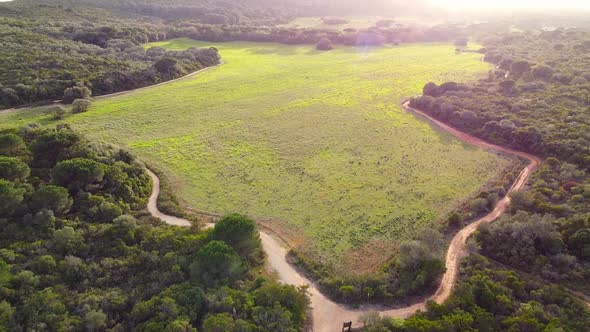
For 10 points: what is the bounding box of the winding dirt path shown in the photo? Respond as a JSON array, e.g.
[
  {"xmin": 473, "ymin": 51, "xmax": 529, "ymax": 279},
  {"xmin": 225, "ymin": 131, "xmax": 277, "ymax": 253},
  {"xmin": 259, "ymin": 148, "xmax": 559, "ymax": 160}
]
[{"xmin": 145, "ymin": 100, "xmax": 542, "ymax": 331}]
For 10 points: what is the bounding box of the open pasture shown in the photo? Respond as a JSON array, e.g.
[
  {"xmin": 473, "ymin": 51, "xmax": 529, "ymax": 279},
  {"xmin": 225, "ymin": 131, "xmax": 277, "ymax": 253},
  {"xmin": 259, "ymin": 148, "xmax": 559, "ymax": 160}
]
[{"xmin": 0, "ymin": 39, "xmax": 511, "ymax": 275}]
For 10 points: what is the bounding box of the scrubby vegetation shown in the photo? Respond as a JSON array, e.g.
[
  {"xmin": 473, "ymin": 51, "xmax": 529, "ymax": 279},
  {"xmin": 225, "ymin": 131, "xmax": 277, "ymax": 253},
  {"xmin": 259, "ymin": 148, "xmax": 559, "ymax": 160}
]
[
  {"xmin": 372, "ymin": 27, "xmax": 590, "ymax": 330},
  {"xmin": 0, "ymin": 1, "xmax": 220, "ymax": 109},
  {"xmin": 0, "ymin": 125, "xmax": 309, "ymax": 330},
  {"xmin": 410, "ymin": 29, "xmax": 590, "ymax": 171},
  {"xmin": 289, "ymin": 229, "xmax": 447, "ymax": 304},
  {"xmin": 361, "ymin": 255, "xmax": 590, "ymax": 331}
]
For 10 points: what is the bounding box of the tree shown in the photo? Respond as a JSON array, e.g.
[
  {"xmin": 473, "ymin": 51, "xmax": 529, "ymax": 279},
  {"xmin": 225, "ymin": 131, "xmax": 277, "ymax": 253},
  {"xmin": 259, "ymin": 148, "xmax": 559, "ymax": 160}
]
[
  {"xmin": 0, "ymin": 134, "xmax": 27, "ymax": 156},
  {"xmin": 568, "ymin": 228, "xmax": 590, "ymax": 260},
  {"xmin": 510, "ymin": 61, "xmax": 531, "ymax": 77},
  {"xmin": 51, "ymin": 105, "xmax": 67, "ymax": 120},
  {"xmin": 254, "ymin": 282, "xmax": 309, "ymax": 326},
  {"xmin": 52, "ymin": 158, "xmax": 105, "ymax": 192},
  {"xmin": 190, "ymin": 240, "xmax": 244, "ymax": 287},
  {"xmin": 212, "ymin": 214, "xmax": 260, "ymax": 259},
  {"xmin": 0, "ymin": 259, "xmax": 12, "ymax": 288},
  {"xmin": 439, "ymin": 82, "xmax": 459, "ymax": 94},
  {"xmin": 154, "ymin": 58, "xmax": 179, "ymax": 76},
  {"xmin": 0, "ymin": 156, "xmax": 30, "ymax": 181},
  {"xmin": 84, "ymin": 310, "xmax": 107, "ymax": 331},
  {"xmin": 1, "ymin": 88, "xmax": 19, "ymax": 107},
  {"xmin": 0, "ymin": 300, "xmax": 15, "ymax": 329},
  {"xmin": 316, "ymin": 38, "xmax": 333, "ymax": 51},
  {"xmin": 532, "ymin": 65, "xmax": 554, "ymax": 81},
  {"xmin": 20, "ymin": 288, "xmax": 68, "ymax": 330},
  {"xmin": 63, "ymin": 85, "xmax": 91, "ymax": 104},
  {"xmin": 454, "ymin": 37, "xmax": 468, "ymax": 48},
  {"xmin": 32, "ymin": 255, "xmax": 57, "ymax": 274},
  {"xmin": 202, "ymin": 313, "xmax": 236, "ymax": 332},
  {"xmin": 423, "ymin": 82, "xmax": 439, "ymax": 97},
  {"xmin": 72, "ymin": 99, "xmax": 92, "ymax": 113},
  {"xmin": 392, "ymin": 240, "xmax": 446, "ymax": 296},
  {"xmin": 30, "ymin": 185, "xmax": 72, "ymax": 215},
  {"xmin": 0, "ymin": 179, "xmax": 25, "ymax": 216},
  {"xmin": 252, "ymin": 303, "xmax": 295, "ymax": 332},
  {"xmin": 30, "ymin": 129, "xmax": 86, "ymax": 168},
  {"xmin": 50, "ymin": 226, "xmax": 84, "ymax": 255},
  {"xmin": 448, "ymin": 212, "xmax": 463, "ymax": 229},
  {"xmin": 499, "ymin": 80, "xmax": 516, "ymax": 94}
]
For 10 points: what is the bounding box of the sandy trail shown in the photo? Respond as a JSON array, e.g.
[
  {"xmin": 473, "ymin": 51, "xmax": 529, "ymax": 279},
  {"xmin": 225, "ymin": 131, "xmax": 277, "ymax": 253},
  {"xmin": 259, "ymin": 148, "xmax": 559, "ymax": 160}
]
[{"xmin": 145, "ymin": 100, "xmax": 541, "ymax": 331}]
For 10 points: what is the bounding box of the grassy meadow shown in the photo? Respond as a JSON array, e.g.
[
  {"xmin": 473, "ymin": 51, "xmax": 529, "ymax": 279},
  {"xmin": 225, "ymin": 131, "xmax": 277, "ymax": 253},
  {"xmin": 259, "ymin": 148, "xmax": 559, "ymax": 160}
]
[{"xmin": 0, "ymin": 39, "xmax": 512, "ymax": 275}]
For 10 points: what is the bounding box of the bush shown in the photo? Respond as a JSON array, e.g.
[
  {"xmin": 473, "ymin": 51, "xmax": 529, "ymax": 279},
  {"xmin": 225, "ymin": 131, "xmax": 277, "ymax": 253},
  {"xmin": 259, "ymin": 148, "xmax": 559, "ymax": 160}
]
[
  {"xmin": 423, "ymin": 82, "xmax": 439, "ymax": 96},
  {"xmin": 30, "ymin": 185, "xmax": 72, "ymax": 215},
  {"xmin": 0, "ymin": 156, "xmax": 30, "ymax": 181},
  {"xmin": 316, "ymin": 38, "xmax": 333, "ymax": 51},
  {"xmin": 0, "ymin": 179, "xmax": 25, "ymax": 216},
  {"xmin": 50, "ymin": 105, "xmax": 67, "ymax": 120},
  {"xmin": 51, "ymin": 158, "xmax": 105, "ymax": 192},
  {"xmin": 0, "ymin": 134, "xmax": 27, "ymax": 156},
  {"xmin": 190, "ymin": 241, "xmax": 245, "ymax": 287},
  {"xmin": 72, "ymin": 99, "xmax": 92, "ymax": 113},
  {"xmin": 63, "ymin": 85, "xmax": 91, "ymax": 104},
  {"xmin": 448, "ymin": 212, "xmax": 463, "ymax": 229},
  {"xmin": 212, "ymin": 214, "xmax": 260, "ymax": 260},
  {"xmin": 62, "ymin": 86, "xmax": 92, "ymax": 104}
]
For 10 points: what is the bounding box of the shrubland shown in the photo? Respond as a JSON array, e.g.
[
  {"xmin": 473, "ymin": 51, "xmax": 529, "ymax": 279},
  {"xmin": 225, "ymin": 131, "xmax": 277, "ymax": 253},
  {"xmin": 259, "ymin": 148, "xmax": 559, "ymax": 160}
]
[
  {"xmin": 373, "ymin": 27, "xmax": 590, "ymax": 331},
  {"xmin": 361, "ymin": 255, "xmax": 590, "ymax": 332}
]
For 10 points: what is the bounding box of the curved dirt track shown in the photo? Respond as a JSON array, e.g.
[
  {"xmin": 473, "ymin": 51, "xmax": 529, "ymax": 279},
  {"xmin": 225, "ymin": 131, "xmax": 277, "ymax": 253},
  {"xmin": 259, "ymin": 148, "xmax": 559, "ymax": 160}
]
[{"xmin": 145, "ymin": 101, "xmax": 541, "ymax": 331}]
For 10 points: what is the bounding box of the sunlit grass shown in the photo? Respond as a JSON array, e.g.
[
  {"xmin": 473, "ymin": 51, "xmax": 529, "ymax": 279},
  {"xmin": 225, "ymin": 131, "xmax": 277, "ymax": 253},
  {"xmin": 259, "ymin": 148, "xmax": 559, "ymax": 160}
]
[{"xmin": 0, "ymin": 39, "xmax": 511, "ymax": 275}]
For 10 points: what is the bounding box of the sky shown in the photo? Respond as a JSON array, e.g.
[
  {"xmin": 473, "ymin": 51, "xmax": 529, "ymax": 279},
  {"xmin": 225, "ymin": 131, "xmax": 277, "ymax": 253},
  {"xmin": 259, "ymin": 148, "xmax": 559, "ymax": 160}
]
[{"xmin": 429, "ymin": 0, "xmax": 590, "ymax": 11}]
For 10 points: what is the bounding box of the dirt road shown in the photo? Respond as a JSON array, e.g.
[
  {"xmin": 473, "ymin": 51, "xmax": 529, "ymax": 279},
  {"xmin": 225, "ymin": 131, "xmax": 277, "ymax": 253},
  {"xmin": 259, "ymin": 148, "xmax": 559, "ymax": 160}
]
[{"xmin": 145, "ymin": 100, "xmax": 541, "ymax": 331}]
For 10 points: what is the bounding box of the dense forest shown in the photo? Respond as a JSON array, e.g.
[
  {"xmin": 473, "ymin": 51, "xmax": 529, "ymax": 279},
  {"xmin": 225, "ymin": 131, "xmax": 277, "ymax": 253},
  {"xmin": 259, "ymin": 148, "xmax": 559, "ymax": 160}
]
[
  {"xmin": 360, "ymin": 255, "xmax": 590, "ymax": 331},
  {"xmin": 0, "ymin": 1, "xmax": 221, "ymax": 109},
  {"xmin": 0, "ymin": 125, "xmax": 309, "ymax": 331}
]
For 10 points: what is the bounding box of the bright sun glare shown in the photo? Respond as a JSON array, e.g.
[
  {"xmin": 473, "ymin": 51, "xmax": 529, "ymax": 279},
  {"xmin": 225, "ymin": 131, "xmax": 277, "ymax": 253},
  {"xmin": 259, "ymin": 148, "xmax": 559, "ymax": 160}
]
[{"xmin": 430, "ymin": 0, "xmax": 590, "ymax": 10}]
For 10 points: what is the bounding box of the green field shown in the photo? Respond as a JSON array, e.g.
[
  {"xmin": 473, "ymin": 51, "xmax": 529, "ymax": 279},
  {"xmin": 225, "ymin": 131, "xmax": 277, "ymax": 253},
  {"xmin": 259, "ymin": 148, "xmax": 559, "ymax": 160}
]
[{"xmin": 0, "ymin": 39, "xmax": 511, "ymax": 275}]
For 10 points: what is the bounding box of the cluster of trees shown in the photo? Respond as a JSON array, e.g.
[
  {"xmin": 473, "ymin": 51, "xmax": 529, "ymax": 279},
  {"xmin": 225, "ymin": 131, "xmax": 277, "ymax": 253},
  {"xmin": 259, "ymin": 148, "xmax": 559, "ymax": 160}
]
[
  {"xmin": 166, "ymin": 22, "xmax": 469, "ymax": 47},
  {"xmin": 410, "ymin": 29, "xmax": 590, "ymax": 171},
  {"xmin": 289, "ymin": 230, "xmax": 446, "ymax": 304},
  {"xmin": 361, "ymin": 255, "xmax": 590, "ymax": 332},
  {"xmin": 72, "ymin": 0, "xmax": 295, "ymax": 25},
  {"xmin": 0, "ymin": 125, "xmax": 309, "ymax": 330},
  {"xmin": 478, "ymin": 211, "xmax": 590, "ymax": 289},
  {"xmin": 0, "ymin": 2, "xmax": 220, "ymax": 109}
]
